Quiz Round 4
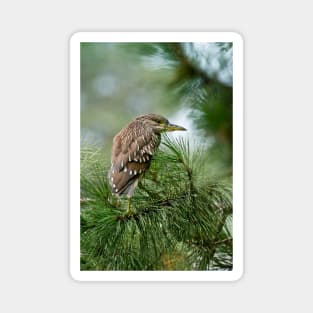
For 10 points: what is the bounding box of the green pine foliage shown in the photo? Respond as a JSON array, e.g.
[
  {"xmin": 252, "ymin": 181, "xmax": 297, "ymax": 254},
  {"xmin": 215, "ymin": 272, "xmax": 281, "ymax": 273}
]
[{"xmin": 80, "ymin": 136, "xmax": 232, "ymax": 271}]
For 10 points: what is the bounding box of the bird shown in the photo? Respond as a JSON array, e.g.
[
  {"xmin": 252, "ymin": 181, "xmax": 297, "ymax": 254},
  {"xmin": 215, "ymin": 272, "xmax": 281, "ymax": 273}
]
[{"xmin": 108, "ymin": 113, "xmax": 186, "ymax": 213}]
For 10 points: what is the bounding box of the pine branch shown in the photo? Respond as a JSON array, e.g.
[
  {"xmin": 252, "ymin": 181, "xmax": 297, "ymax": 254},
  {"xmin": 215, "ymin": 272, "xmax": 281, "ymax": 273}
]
[{"xmin": 80, "ymin": 137, "xmax": 233, "ymax": 271}]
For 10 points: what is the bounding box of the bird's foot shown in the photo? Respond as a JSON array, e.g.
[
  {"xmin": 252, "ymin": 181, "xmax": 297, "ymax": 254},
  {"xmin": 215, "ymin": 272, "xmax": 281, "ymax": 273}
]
[
  {"xmin": 125, "ymin": 198, "xmax": 135, "ymax": 216},
  {"xmin": 125, "ymin": 208, "xmax": 135, "ymax": 217}
]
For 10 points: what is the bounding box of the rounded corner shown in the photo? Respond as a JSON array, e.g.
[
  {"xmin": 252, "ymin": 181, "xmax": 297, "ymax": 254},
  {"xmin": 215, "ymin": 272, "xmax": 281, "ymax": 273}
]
[
  {"xmin": 69, "ymin": 267, "xmax": 83, "ymax": 283},
  {"xmin": 69, "ymin": 32, "xmax": 83, "ymax": 46},
  {"xmin": 230, "ymin": 267, "xmax": 244, "ymax": 282},
  {"xmin": 231, "ymin": 32, "xmax": 244, "ymax": 44}
]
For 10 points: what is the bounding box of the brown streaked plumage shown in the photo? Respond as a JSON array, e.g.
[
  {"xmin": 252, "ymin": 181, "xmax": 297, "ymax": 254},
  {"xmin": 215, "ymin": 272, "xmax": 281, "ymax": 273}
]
[{"xmin": 108, "ymin": 114, "xmax": 186, "ymax": 212}]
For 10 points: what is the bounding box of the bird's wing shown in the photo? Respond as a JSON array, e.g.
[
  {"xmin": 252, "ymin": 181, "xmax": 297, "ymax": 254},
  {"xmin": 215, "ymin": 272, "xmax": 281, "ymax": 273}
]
[{"xmin": 109, "ymin": 132, "xmax": 160, "ymax": 196}]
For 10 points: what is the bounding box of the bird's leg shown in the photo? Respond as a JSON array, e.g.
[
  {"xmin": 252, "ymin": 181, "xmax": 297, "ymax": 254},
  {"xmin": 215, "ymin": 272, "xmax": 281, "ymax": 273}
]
[{"xmin": 126, "ymin": 197, "xmax": 134, "ymax": 215}]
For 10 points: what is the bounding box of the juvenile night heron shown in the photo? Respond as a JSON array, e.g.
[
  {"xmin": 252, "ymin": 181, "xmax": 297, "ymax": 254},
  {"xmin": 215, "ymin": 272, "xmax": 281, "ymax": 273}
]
[{"xmin": 109, "ymin": 114, "xmax": 186, "ymax": 213}]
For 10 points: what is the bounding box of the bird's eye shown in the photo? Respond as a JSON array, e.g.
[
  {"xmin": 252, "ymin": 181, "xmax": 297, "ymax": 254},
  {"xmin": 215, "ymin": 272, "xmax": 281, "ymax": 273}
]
[{"xmin": 157, "ymin": 119, "xmax": 168, "ymax": 125}]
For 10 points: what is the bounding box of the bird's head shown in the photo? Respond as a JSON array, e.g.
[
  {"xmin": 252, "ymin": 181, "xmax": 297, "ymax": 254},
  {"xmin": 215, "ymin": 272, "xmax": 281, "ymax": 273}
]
[{"xmin": 135, "ymin": 114, "xmax": 187, "ymax": 133}]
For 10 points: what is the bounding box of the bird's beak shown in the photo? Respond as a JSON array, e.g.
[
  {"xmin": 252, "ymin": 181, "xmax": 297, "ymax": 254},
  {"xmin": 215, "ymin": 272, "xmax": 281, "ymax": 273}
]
[{"xmin": 165, "ymin": 123, "xmax": 187, "ymax": 132}]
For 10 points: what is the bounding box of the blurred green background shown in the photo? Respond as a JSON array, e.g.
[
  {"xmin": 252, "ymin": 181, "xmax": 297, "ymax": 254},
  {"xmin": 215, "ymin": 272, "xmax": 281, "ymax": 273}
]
[{"xmin": 81, "ymin": 42, "xmax": 233, "ymax": 172}]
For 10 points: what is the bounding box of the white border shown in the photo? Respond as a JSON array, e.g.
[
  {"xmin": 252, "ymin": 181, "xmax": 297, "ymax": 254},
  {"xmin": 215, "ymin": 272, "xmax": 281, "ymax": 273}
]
[{"xmin": 70, "ymin": 32, "xmax": 243, "ymax": 281}]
